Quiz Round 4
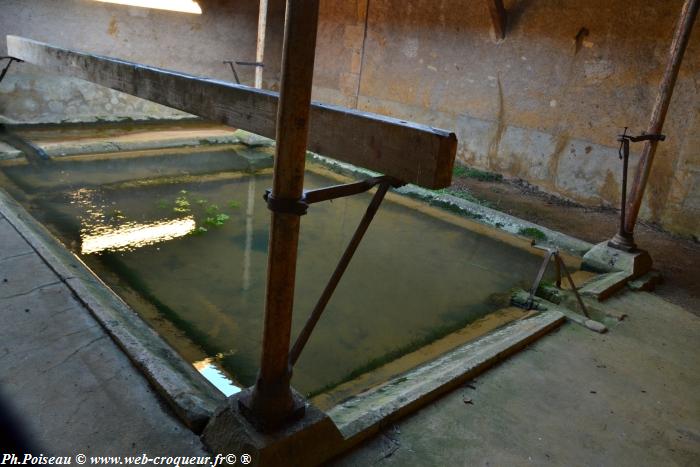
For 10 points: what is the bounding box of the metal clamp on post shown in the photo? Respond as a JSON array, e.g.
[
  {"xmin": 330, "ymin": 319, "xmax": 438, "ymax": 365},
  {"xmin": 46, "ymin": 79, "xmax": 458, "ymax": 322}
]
[
  {"xmin": 263, "ymin": 175, "xmax": 404, "ymax": 216},
  {"xmin": 263, "ymin": 189, "xmax": 309, "ymax": 216},
  {"xmin": 223, "ymin": 60, "xmax": 264, "ymax": 85}
]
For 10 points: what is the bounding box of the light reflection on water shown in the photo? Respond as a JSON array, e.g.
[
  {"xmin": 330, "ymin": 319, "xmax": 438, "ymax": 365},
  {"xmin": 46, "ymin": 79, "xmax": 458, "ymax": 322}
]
[
  {"xmin": 81, "ymin": 218, "xmax": 196, "ymax": 254},
  {"xmin": 63, "ymin": 186, "xmax": 244, "ymax": 394},
  {"xmin": 67, "ymin": 187, "xmax": 197, "ymax": 255},
  {"xmin": 193, "ymin": 358, "xmax": 241, "ymax": 397}
]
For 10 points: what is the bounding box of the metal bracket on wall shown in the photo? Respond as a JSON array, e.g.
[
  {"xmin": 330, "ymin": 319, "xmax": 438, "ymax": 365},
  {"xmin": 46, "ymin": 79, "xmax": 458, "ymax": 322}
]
[
  {"xmin": 0, "ymin": 124, "xmax": 49, "ymax": 163},
  {"xmin": 223, "ymin": 60, "xmax": 264, "ymax": 85},
  {"xmin": 0, "ymin": 57, "xmax": 50, "ymax": 163},
  {"xmin": 0, "ymin": 56, "xmax": 23, "ymax": 83},
  {"xmin": 262, "ymin": 175, "xmax": 405, "ymax": 367}
]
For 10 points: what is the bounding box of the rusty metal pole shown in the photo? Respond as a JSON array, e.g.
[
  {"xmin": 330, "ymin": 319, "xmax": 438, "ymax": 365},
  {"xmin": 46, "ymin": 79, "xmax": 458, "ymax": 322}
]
[
  {"xmin": 624, "ymin": 0, "xmax": 699, "ymax": 235},
  {"xmin": 240, "ymin": 0, "xmax": 320, "ymax": 432}
]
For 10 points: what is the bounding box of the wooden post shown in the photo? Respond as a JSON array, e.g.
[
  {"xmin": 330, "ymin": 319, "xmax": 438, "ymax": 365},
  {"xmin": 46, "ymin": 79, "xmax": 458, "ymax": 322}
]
[
  {"xmin": 624, "ymin": 0, "xmax": 698, "ymax": 235},
  {"xmin": 255, "ymin": 0, "xmax": 268, "ymax": 89},
  {"xmin": 241, "ymin": 0, "xmax": 321, "ymax": 431},
  {"xmin": 487, "ymin": 0, "xmax": 507, "ymax": 39}
]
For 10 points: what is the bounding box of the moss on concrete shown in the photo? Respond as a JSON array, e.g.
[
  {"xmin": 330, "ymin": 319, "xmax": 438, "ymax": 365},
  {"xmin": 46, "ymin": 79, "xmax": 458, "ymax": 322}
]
[
  {"xmin": 518, "ymin": 227, "xmax": 547, "ymax": 241},
  {"xmin": 453, "ymin": 165, "xmax": 503, "ymax": 182}
]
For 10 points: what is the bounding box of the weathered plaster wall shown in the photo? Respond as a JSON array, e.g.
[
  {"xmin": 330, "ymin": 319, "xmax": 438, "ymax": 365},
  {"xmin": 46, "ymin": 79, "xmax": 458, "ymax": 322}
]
[
  {"xmin": 0, "ymin": 0, "xmax": 262, "ymax": 123},
  {"xmin": 308, "ymin": 0, "xmax": 700, "ymax": 238},
  {"xmin": 1, "ymin": 0, "xmax": 698, "ymax": 236},
  {"xmin": 0, "ymin": 73, "xmax": 190, "ymax": 123}
]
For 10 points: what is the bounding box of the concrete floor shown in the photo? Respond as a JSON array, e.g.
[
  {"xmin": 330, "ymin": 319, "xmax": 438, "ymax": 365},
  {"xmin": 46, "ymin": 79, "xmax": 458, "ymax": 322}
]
[
  {"xmin": 0, "ymin": 212, "xmax": 207, "ymax": 457},
  {"xmin": 333, "ymin": 290, "xmax": 700, "ymax": 466}
]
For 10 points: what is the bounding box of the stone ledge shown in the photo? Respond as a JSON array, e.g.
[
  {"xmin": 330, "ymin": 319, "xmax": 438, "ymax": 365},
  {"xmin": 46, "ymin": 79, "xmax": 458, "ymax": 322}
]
[
  {"xmin": 308, "ymin": 153, "xmax": 592, "ymax": 258},
  {"xmin": 328, "ymin": 310, "xmax": 565, "ymax": 444}
]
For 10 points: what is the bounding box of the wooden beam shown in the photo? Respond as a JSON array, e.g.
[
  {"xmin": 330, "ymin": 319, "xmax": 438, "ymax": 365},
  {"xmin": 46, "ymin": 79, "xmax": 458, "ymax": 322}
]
[
  {"xmin": 255, "ymin": 0, "xmax": 268, "ymax": 89},
  {"xmin": 242, "ymin": 0, "xmax": 321, "ymax": 431},
  {"xmin": 487, "ymin": 0, "xmax": 507, "ymax": 39},
  {"xmin": 7, "ymin": 35, "xmax": 456, "ymax": 189},
  {"xmin": 624, "ymin": 0, "xmax": 698, "ymax": 234}
]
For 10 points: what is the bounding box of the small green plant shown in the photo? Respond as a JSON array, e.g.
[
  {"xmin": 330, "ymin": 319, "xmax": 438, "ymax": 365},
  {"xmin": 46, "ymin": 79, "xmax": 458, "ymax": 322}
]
[
  {"xmin": 173, "ymin": 197, "xmax": 190, "ymax": 213},
  {"xmin": 205, "ymin": 213, "xmax": 230, "ymax": 227},
  {"xmin": 156, "ymin": 199, "xmax": 169, "ymax": 209},
  {"xmin": 162, "ymin": 191, "xmax": 241, "ymax": 233},
  {"xmin": 518, "ymin": 227, "xmax": 547, "ymax": 241},
  {"xmin": 173, "ymin": 190, "xmax": 191, "ymax": 213}
]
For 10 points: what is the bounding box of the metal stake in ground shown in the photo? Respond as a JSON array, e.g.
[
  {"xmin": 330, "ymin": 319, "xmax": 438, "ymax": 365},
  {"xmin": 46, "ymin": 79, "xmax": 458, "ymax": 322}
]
[
  {"xmin": 608, "ymin": 129, "xmax": 665, "ymax": 252},
  {"xmin": 238, "ymin": 0, "xmax": 321, "ymax": 432},
  {"xmin": 527, "ymin": 242, "xmax": 590, "ymax": 319}
]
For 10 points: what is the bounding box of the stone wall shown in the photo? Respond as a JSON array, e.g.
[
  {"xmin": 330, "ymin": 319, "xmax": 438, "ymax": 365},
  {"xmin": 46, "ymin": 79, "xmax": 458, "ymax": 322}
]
[
  {"xmin": 307, "ymin": 0, "xmax": 700, "ymax": 238},
  {"xmin": 0, "ymin": 0, "xmax": 262, "ymax": 123},
  {"xmin": 1, "ymin": 0, "xmax": 698, "ymax": 237}
]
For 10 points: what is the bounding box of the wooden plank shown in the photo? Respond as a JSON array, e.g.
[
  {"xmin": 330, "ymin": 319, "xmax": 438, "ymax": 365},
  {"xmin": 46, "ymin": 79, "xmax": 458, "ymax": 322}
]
[
  {"xmin": 624, "ymin": 0, "xmax": 698, "ymax": 233},
  {"xmin": 255, "ymin": 0, "xmax": 268, "ymax": 89},
  {"xmin": 7, "ymin": 35, "xmax": 457, "ymax": 189}
]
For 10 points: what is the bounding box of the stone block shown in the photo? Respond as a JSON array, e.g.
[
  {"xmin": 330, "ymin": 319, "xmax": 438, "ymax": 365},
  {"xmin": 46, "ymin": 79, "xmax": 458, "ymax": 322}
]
[
  {"xmin": 582, "ymin": 241, "xmax": 652, "ymax": 277},
  {"xmin": 202, "ymin": 389, "xmax": 345, "ymax": 467}
]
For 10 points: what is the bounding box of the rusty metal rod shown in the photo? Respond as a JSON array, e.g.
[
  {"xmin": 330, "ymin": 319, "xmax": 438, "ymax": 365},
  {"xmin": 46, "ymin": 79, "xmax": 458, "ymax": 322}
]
[
  {"xmin": 557, "ymin": 255, "xmax": 590, "ymax": 318},
  {"xmin": 525, "ymin": 250, "xmax": 555, "ymax": 310},
  {"xmin": 222, "ymin": 60, "xmax": 241, "ymax": 84},
  {"xmin": 289, "ymin": 181, "xmax": 391, "ymax": 366},
  {"xmin": 243, "ymin": 0, "xmax": 320, "ymax": 431},
  {"xmin": 0, "ymin": 56, "xmax": 23, "ymax": 83},
  {"xmin": 302, "ymin": 176, "xmax": 388, "ymax": 204},
  {"xmin": 624, "ymin": 0, "xmax": 699, "ymax": 234},
  {"xmin": 619, "ymin": 137, "xmax": 630, "ymax": 239}
]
